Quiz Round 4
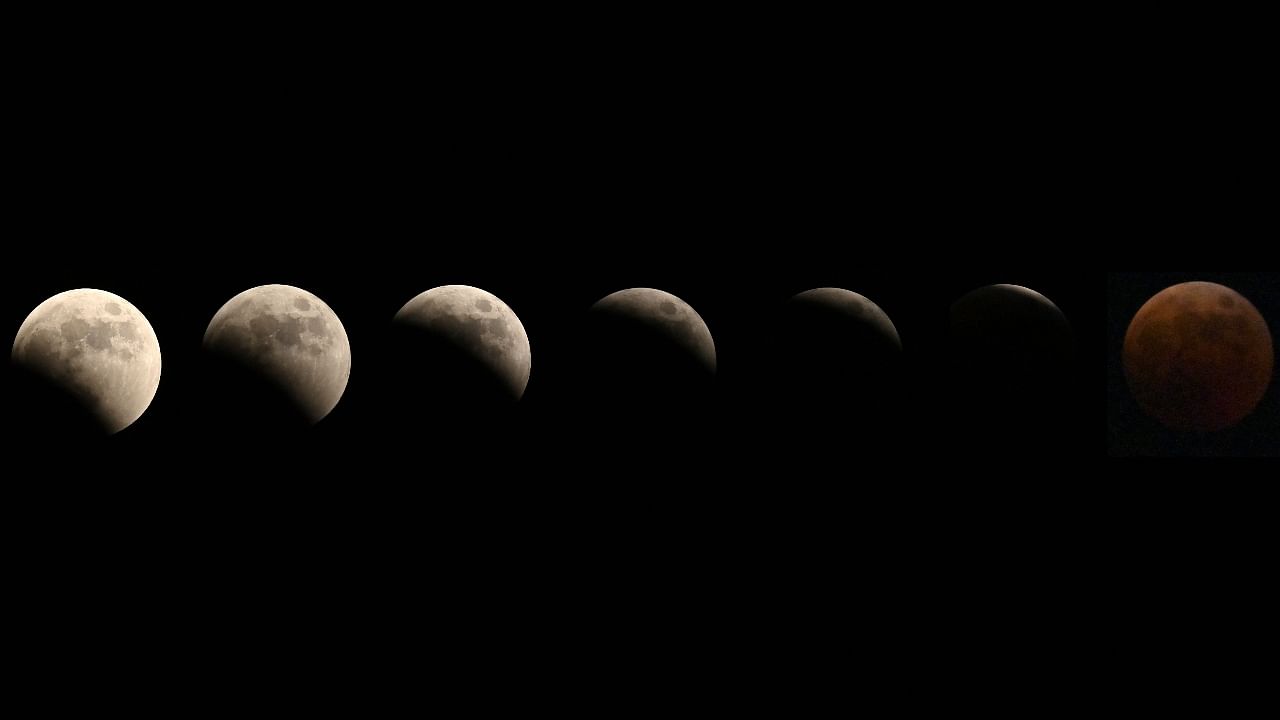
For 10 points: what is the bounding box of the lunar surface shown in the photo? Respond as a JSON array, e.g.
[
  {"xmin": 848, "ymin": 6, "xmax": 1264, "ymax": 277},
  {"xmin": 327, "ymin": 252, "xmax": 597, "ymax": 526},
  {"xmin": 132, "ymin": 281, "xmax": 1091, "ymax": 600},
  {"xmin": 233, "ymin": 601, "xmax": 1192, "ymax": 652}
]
[
  {"xmin": 393, "ymin": 285, "xmax": 532, "ymax": 400},
  {"xmin": 1123, "ymin": 281, "xmax": 1273, "ymax": 432},
  {"xmin": 11, "ymin": 288, "xmax": 162, "ymax": 434},
  {"xmin": 591, "ymin": 288, "xmax": 717, "ymax": 375},
  {"xmin": 203, "ymin": 284, "xmax": 351, "ymax": 424}
]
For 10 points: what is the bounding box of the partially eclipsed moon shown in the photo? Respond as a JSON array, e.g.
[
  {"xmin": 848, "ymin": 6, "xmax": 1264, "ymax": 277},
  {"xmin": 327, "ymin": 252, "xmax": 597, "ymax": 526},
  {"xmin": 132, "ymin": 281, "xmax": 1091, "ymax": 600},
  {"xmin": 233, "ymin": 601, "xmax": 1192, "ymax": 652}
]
[
  {"xmin": 775, "ymin": 288, "xmax": 903, "ymax": 408},
  {"xmin": 11, "ymin": 288, "xmax": 162, "ymax": 434},
  {"xmin": 393, "ymin": 285, "xmax": 532, "ymax": 400},
  {"xmin": 203, "ymin": 284, "xmax": 351, "ymax": 424},
  {"xmin": 948, "ymin": 283, "xmax": 1075, "ymax": 431},
  {"xmin": 950, "ymin": 284, "xmax": 1073, "ymax": 355},
  {"xmin": 1123, "ymin": 281, "xmax": 1273, "ymax": 432},
  {"xmin": 591, "ymin": 288, "xmax": 716, "ymax": 376},
  {"xmin": 789, "ymin": 287, "xmax": 902, "ymax": 350}
]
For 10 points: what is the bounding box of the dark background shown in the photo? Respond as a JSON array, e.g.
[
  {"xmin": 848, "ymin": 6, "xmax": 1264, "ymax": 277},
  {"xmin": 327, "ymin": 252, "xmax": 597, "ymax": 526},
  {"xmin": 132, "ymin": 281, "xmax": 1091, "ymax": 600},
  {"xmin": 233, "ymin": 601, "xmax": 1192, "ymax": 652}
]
[{"xmin": 3, "ymin": 15, "xmax": 1275, "ymax": 698}]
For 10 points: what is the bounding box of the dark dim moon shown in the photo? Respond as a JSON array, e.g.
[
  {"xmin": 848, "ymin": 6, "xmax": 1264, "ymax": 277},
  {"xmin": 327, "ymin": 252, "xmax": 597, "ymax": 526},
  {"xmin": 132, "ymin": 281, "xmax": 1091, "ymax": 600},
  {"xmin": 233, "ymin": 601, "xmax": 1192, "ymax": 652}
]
[
  {"xmin": 11, "ymin": 288, "xmax": 162, "ymax": 434},
  {"xmin": 1123, "ymin": 281, "xmax": 1273, "ymax": 432},
  {"xmin": 203, "ymin": 284, "xmax": 351, "ymax": 425},
  {"xmin": 950, "ymin": 284, "xmax": 1073, "ymax": 365},
  {"xmin": 788, "ymin": 288, "xmax": 901, "ymax": 349},
  {"xmin": 948, "ymin": 283, "xmax": 1074, "ymax": 446},
  {"xmin": 392, "ymin": 285, "xmax": 532, "ymax": 401},
  {"xmin": 773, "ymin": 287, "xmax": 902, "ymax": 404},
  {"xmin": 591, "ymin": 288, "xmax": 716, "ymax": 376}
]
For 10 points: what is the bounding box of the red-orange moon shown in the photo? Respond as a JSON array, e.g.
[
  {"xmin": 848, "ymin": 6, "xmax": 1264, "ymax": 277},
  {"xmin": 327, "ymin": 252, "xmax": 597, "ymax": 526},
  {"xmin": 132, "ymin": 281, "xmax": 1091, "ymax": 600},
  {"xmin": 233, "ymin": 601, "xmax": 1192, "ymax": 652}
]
[{"xmin": 1123, "ymin": 281, "xmax": 1273, "ymax": 432}]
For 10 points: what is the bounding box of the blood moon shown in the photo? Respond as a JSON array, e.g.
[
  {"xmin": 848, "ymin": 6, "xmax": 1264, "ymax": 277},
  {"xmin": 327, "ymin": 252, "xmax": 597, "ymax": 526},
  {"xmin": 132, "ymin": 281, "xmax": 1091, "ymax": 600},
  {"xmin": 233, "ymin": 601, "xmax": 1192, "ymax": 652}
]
[{"xmin": 1123, "ymin": 281, "xmax": 1273, "ymax": 432}]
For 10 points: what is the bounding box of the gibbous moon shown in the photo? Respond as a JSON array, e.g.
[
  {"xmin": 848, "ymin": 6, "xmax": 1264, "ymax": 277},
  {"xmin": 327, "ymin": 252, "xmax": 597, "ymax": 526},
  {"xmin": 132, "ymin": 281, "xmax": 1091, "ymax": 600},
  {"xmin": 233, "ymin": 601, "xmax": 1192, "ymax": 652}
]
[
  {"xmin": 591, "ymin": 288, "xmax": 716, "ymax": 376},
  {"xmin": 11, "ymin": 289, "xmax": 161, "ymax": 434},
  {"xmin": 1123, "ymin": 281, "xmax": 1273, "ymax": 432},
  {"xmin": 203, "ymin": 284, "xmax": 351, "ymax": 425},
  {"xmin": 393, "ymin": 285, "xmax": 532, "ymax": 401}
]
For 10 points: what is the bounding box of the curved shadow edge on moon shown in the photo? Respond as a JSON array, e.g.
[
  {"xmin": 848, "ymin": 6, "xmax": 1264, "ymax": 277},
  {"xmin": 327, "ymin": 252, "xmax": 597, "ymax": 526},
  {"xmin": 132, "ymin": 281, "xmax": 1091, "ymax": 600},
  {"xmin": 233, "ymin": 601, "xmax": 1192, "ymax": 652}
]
[
  {"xmin": 590, "ymin": 287, "xmax": 717, "ymax": 376},
  {"xmin": 787, "ymin": 287, "xmax": 902, "ymax": 350},
  {"xmin": 946, "ymin": 283, "xmax": 1076, "ymax": 448},
  {"xmin": 392, "ymin": 284, "xmax": 532, "ymax": 402},
  {"xmin": 769, "ymin": 287, "xmax": 904, "ymax": 409},
  {"xmin": 949, "ymin": 284, "xmax": 1074, "ymax": 356}
]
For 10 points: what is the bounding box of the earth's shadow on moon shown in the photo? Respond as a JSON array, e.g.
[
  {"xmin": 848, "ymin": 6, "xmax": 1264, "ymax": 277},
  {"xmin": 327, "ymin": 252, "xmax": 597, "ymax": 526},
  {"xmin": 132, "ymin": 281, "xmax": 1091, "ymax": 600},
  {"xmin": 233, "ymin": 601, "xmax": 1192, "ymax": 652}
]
[
  {"xmin": 191, "ymin": 347, "xmax": 316, "ymax": 439},
  {"xmin": 945, "ymin": 285, "xmax": 1076, "ymax": 456},
  {"xmin": 6, "ymin": 361, "xmax": 108, "ymax": 440},
  {"xmin": 373, "ymin": 321, "xmax": 525, "ymax": 441},
  {"xmin": 572, "ymin": 305, "xmax": 717, "ymax": 418},
  {"xmin": 759, "ymin": 291, "xmax": 906, "ymax": 452},
  {"xmin": 560, "ymin": 303, "xmax": 720, "ymax": 477}
]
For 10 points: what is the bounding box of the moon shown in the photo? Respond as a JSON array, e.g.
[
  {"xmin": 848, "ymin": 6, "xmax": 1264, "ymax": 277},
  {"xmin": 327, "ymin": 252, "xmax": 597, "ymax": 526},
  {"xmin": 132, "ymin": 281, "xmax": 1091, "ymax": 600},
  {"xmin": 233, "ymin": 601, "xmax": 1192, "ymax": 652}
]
[
  {"xmin": 950, "ymin": 284, "xmax": 1073, "ymax": 366},
  {"xmin": 1123, "ymin": 281, "xmax": 1273, "ymax": 432},
  {"xmin": 203, "ymin": 284, "xmax": 351, "ymax": 425},
  {"xmin": 787, "ymin": 288, "xmax": 901, "ymax": 349},
  {"xmin": 772, "ymin": 287, "xmax": 902, "ymax": 404},
  {"xmin": 11, "ymin": 288, "xmax": 161, "ymax": 434},
  {"xmin": 576, "ymin": 288, "xmax": 717, "ymax": 413},
  {"xmin": 392, "ymin": 285, "xmax": 532, "ymax": 401},
  {"xmin": 591, "ymin": 288, "xmax": 716, "ymax": 375},
  {"xmin": 948, "ymin": 284, "xmax": 1075, "ymax": 447}
]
